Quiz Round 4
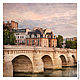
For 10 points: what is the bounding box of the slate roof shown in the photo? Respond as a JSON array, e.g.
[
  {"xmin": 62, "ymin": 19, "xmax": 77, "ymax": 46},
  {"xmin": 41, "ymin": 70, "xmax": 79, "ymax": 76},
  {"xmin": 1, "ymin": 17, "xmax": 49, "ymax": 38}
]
[{"xmin": 13, "ymin": 29, "xmax": 26, "ymax": 33}]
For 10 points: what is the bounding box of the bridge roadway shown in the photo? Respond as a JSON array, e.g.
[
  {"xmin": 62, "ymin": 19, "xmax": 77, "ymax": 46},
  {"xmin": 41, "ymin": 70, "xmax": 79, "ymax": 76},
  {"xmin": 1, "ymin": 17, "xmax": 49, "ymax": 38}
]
[{"xmin": 3, "ymin": 45, "xmax": 77, "ymax": 77}]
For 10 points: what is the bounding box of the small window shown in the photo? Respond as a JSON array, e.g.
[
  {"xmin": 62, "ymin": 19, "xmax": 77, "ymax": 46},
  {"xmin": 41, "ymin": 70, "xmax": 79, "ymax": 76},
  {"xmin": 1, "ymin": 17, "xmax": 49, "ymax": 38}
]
[
  {"xmin": 32, "ymin": 40, "xmax": 34, "ymax": 45},
  {"xmin": 54, "ymin": 36, "xmax": 55, "ymax": 39},
  {"xmin": 18, "ymin": 36, "xmax": 19, "ymax": 38},
  {"xmin": 27, "ymin": 40, "xmax": 29, "ymax": 45},
  {"xmin": 38, "ymin": 40, "xmax": 39, "ymax": 46}
]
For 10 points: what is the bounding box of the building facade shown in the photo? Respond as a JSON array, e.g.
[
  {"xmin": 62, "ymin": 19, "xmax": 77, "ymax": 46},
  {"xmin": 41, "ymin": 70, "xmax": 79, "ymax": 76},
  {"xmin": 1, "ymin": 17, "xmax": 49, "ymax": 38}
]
[
  {"xmin": 3, "ymin": 20, "xmax": 18, "ymax": 30},
  {"xmin": 13, "ymin": 28, "xmax": 31, "ymax": 45},
  {"xmin": 25, "ymin": 28, "xmax": 57, "ymax": 47},
  {"xmin": 11, "ymin": 21, "xmax": 18, "ymax": 29}
]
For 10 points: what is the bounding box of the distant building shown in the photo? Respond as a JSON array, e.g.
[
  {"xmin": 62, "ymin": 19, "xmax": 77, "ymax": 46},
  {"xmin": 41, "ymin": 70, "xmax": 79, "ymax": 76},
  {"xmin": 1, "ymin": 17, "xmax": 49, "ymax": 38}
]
[
  {"xmin": 25, "ymin": 28, "xmax": 57, "ymax": 48},
  {"xmin": 62, "ymin": 37, "xmax": 77, "ymax": 48},
  {"xmin": 11, "ymin": 21, "xmax": 18, "ymax": 29},
  {"xmin": 13, "ymin": 28, "xmax": 31, "ymax": 45},
  {"xmin": 3, "ymin": 20, "xmax": 18, "ymax": 30},
  {"xmin": 66, "ymin": 37, "xmax": 77, "ymax": 41}
]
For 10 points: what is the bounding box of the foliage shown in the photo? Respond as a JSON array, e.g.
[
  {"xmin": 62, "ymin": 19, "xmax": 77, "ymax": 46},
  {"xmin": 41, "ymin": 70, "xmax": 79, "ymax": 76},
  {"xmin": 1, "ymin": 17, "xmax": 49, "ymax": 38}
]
[
  {"xmin": 3, "ymin": 29, "xmax": 16, "ymax": 45},
  {"xmin": 3, "ymin": 24, "xmax": 10, "ymax": 31},
  {"xmin": 57, "ymin": 35, "xmax": 63, "ymax": 48},
  {"xmin": 65, "ymin": 40, "xmax": 77, "ymax": 49},
  {"xmin": 9, "ymin": 32, "xmax": 16, "ymax": 45}
]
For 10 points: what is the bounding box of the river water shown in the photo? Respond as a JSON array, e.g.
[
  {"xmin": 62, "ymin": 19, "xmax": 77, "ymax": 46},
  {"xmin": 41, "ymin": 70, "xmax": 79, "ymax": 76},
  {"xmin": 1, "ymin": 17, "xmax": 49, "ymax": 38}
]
[{"xmin": 13, "ymin": 67, "xmax": 77, "ymax": 77}]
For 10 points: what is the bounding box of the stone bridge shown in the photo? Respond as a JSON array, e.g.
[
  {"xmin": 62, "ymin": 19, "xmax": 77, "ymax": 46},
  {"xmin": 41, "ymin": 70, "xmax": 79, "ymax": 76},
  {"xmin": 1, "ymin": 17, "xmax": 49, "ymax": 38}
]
[{"xmin": 3, "ymin": 45, "xmax": 77, "ymax": 77}]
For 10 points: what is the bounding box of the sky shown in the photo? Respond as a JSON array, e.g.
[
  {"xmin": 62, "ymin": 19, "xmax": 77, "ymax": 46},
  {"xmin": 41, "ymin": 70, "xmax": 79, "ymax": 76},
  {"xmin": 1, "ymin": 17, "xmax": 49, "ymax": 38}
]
[{"xmin": 3, "ymin": 3, "xmax": 77, "ymax": 38}]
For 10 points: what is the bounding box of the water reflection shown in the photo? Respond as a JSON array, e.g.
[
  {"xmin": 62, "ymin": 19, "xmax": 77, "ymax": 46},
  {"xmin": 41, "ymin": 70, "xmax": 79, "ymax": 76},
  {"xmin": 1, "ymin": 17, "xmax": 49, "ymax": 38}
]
[{"xmin": 13, "ymin": 67, "xmax": 77, "ymax": 77}]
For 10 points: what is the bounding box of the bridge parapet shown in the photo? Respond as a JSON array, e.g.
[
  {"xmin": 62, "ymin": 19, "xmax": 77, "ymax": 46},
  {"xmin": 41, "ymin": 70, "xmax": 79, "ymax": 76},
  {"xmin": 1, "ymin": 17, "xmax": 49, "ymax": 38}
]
[
  {"xmin": 4, "ymin": 45, "xmax": 76, "ymax": 53},
  {"xmin": 3, "ymin": 45, "xmax": 55, "ymax": 51},
  {"xmin": 54, "ymin": 48, "xmax": 76, "ymax": 53},
  {"xmin": 67, "ymin": 49, "xmax": 77, "ymax": 53}
]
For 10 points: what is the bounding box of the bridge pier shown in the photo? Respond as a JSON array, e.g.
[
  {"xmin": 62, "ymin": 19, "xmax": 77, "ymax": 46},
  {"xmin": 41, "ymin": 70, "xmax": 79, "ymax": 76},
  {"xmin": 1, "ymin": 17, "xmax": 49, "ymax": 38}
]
[
  {"xmin": 3, "ymin": 61, "xmax": 13, "ymax": 77},
  {"xmin": 33, "ymin": 51, "xmax": 44, "ymax": 73},
  {"xmin": 67, "ymin": 53, "xmax": 76, "ymax": 66},
  {"xmin": 53, "ymin": 53, "xmax": 62, "ymax": 69},
  {"xmin": 3, "ymin": 51, "xmax": 13, "ymax": 77}
]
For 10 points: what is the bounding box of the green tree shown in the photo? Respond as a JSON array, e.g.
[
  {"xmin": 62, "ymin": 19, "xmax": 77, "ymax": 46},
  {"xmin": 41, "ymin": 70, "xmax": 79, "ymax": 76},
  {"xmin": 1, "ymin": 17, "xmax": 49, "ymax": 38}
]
[
  {"xmin": 9, "ymin": 32, "xmax": 16, "ymax": 45},
  {"xmin": 3, "ymin": 29, "xmax": 10, "ymax": 45},
  {"xmin": 65, "ymin": 40, "xmax": 77, "ymax": 49},
  {"xmin": 3, "ymin": 29, "xmax": 16, "ymax": 45},
  {"xmin": 57, "ymin": 35, "xmax": 63, "ymax": 48},
  {"xmin": 3, "ymin": 25, "xmax": 9, "ymax": 30}
]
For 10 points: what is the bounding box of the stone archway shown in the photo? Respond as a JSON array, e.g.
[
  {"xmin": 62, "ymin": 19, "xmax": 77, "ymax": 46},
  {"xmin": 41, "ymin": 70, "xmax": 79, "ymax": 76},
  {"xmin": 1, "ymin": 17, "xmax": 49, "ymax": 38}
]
[
  {"xmin": 41, "ymin": 55, "xmax": 53, "ymax": 69},
  {"xmin": 60, "ymin": 55, "xmax": 67, "ymax": 67},
  {"xmin": 12, "ymin": 55, "xmax": 33, "ymax": 76}
]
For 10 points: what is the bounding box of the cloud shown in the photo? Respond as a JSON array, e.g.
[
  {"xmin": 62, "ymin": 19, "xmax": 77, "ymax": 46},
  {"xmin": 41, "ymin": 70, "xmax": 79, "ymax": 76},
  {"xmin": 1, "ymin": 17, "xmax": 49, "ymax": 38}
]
[{"xmin": 3, "ymin": 3, "xmax": 77, "ymax": 38}]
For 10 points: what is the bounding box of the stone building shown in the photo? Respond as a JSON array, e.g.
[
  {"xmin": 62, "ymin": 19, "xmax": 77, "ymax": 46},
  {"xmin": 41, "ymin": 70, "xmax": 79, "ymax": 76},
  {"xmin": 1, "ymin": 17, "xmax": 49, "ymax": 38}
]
[
  {"xmin": 25, "ymin": 28, "xmax": 57, "ymax": 48},
  {"xmin": 3, "ymin": 20, "xmax": 18, "ymax": 30},
  {"xmin": 11, "ymin": 21, "xmax": 18, "ymax": 29}
]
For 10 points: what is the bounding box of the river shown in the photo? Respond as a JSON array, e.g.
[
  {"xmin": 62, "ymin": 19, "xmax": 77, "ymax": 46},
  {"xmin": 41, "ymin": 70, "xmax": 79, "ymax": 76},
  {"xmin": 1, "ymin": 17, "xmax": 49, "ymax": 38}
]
[{"xmin": 13, "ymin": 67, "xmax": 77, "ymax": 77}]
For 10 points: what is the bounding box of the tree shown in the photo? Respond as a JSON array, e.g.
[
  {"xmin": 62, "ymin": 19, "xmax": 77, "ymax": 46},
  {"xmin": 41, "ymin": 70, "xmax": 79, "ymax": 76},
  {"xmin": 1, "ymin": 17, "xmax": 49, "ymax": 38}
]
[
  {"xmin": 57, "ymin": 35, "xmax": 63, "ymax": 48},
  {"xmin": 3, "ymin": 29, "xmax": 16, "ymax": 45},
  {"xmin": 3, "ymin": 29, "xmax": 10, "ymax": 45},
  {"xmin": 9, "ymin": 32, "xmax": 16, "ymax": 45},
  {"xmin": 65, "ymin": 40, "xmax": 77, "ymax": 49}
]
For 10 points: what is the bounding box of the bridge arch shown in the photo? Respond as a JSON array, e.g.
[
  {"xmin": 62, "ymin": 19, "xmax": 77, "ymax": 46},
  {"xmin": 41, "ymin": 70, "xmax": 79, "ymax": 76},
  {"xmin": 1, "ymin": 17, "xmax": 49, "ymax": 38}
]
[
  {"xmin": 41, "ymin": 55, "xmax": 53, "ymax": 69},
  {"xmin": 59, "ymin": 55, "xmax": 67, "ymax": 67},
  {"xmin": 12, "ymin": 55, "xmax": 33, "ymax": 76}
]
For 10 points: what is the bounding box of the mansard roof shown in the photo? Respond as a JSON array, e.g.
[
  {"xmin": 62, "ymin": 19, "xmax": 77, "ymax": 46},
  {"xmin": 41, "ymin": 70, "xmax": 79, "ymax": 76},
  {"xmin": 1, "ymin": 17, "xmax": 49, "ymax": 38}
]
[{"xmin": 13, "ymin": 29, "xmax": 26, "ymax": 33}]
